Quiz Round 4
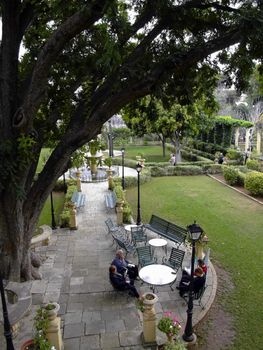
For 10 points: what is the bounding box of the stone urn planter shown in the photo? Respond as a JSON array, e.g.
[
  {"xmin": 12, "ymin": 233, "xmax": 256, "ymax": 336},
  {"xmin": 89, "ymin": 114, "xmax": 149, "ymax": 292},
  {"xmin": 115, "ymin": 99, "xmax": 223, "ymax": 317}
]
[
  {"xmin": 141, "ymin": 292, "xmax": 158, "ymax": 345},
  {"xmin": 43, "ymin": 302, "xmax": 60, "ymax": 321}
]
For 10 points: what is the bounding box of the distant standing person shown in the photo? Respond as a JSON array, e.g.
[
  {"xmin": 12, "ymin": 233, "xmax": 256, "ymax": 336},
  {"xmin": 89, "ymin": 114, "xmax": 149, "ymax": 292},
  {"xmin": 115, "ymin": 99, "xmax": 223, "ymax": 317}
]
[
  {"xmin": 170, "ymin": 153, "xmax": 176, "ymax": 166},
  {"xmin": 218, "ymin": 153, "xmax": 224, "ymax": 164}
]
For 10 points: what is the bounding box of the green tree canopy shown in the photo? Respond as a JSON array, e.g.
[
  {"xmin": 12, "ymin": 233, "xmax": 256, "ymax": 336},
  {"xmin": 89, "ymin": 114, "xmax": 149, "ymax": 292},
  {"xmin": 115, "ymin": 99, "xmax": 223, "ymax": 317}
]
[{"xmin": 1, "ymin": 0, "xmax": 263, "ymax": 280}]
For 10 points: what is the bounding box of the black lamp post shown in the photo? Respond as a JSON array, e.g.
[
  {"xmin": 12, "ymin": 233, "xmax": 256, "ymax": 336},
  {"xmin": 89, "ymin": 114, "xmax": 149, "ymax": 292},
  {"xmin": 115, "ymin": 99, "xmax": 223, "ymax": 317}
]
[
  {"xmin": 121, "ymin": 148, "xmax": 125, "ymax": 190},
  {"xmin": 182, "ymin": 221, "xmax": 203, "ymax": 344},
  {"xmin": 63, "ymin": 173, "xmax": 67, "ymax": 194},
  {"xmin": 0, "ymin": 275, "xmax": 15, "ymax": 350},
  {"xmin": 108, "ymin": 120, "xmax": 114, "ymax": 157},
  {"xmin": 136, "ymin": 162, "xmax": 143, "ymax": 226},
  {"xmin": 50, "ymin": 191, "xmax": 57, "ymax": 229}
]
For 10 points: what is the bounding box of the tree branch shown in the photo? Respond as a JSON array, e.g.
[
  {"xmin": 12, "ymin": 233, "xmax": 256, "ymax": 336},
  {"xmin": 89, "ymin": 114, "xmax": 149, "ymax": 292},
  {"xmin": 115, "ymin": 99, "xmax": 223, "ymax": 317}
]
[{"xmin": 21, "ymin": 0, "xmax": 110, "ymax": 128}]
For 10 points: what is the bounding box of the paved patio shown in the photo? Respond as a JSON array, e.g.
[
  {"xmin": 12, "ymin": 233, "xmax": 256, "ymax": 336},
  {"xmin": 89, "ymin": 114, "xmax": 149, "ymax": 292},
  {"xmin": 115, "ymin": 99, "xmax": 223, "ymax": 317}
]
[{"xmin": 2, "ymin": 172, "xmax": 217, "ymax": 349}]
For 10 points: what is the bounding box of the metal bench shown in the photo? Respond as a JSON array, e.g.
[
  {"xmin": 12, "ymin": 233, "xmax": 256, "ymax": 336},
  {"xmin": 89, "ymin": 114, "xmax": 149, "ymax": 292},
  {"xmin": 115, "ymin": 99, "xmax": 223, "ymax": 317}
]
[
  {"xmin": 145, "ymin": 214, "xmax": 187, "ymax": 248},
  {"xmin": 71, "ymin": 191, "xmax": 86, "ymax": 209},
  {"xmin": 105, "ymin": 191, "xmax": 117, "ymax": 210}
]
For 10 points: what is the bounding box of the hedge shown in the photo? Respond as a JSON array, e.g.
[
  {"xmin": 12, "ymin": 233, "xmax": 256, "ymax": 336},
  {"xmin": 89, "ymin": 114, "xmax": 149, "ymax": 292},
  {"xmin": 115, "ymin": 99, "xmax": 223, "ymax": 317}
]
[{"xmin": 244, "ymin": 172, "xmax": 263, "ymax": 196}]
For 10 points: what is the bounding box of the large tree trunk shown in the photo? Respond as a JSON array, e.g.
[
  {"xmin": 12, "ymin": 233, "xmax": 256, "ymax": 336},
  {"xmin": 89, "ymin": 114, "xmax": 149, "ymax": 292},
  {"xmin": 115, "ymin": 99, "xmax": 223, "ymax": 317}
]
[
  {"xmin": 175, "ymin": 134, "xmax": 182, "ymax": 163},
  {"xmin": 0, "ymin": 190, "xmax": 42, "ymax": 281}
]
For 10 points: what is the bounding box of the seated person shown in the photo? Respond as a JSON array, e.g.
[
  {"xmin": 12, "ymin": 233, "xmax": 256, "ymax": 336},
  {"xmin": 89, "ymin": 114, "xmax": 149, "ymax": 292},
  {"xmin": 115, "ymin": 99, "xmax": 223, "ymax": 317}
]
[
  {"xmin": 111, "ymin": 249, "xmax": 138, "ymax": 280},
  {"xmin": 197, "ymin": 258, "xmax": 207, "ymax": 274},
  {"xmin": 177, "ymin": 267, "xmax": 206, "ymax": 298},
  {"xmin": 109, "ymin": 265, "xmax": 140, "ymax": 298}
]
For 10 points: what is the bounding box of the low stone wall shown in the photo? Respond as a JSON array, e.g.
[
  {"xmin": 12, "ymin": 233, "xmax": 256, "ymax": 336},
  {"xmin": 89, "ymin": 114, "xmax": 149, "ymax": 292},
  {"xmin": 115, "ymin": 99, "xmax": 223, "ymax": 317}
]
[{"xmin": 31, "ymin": 224, "xmax": 52, "ymax": 251}]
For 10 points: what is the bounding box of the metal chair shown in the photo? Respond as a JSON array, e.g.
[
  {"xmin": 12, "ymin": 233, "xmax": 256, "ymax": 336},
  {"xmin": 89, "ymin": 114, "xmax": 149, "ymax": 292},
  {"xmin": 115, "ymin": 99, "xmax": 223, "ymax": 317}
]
[
  {"xmin": 112, "ymin": 234, "xmax": 136, "ymax": 256},
  {"xmin": 162, "ymin": 247, "xmax": 185, "ymax": 273},
  {"xmin": 136, "ymin": 246, "xmax": 157, "ymax": 267},
  {"xmin": 131, "ymin": 226, "xmax": 147, "ymax": 246},
  {"xmin": 105, "ymin": 218, "xmax": 120, "ymax": 234}
]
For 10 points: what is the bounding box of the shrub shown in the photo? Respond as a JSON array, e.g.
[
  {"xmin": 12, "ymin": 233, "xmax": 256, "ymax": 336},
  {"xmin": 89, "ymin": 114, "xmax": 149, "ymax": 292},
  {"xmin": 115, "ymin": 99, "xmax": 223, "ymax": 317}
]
[
  {"xmin": 226, "ymin": 149, "xmax": 243, "ymax": 163},
  {"xmin": 60, "ymin": 210, "xmax": 70, "ymax": 227},
  {"xmin": 244, "ymin": 172, "xmax": 263, "ymax": 196},
  {"xmin": 246, "ymin": 159, "xmax": 261, "ymax": 171},
  {"xmin": 54, "ymin": 179, "xmax": 67, "ymax": 192},
  {"xmin": 202, "ymin": 164, "xmax": 223, "ymax": 174},
  {"xmin": 223, "ymin": 166, "xmax": 239, "ymax": 185},
  {"xmin": 123, "ymin": 203, "xmax": 132, "ymax": 223}
]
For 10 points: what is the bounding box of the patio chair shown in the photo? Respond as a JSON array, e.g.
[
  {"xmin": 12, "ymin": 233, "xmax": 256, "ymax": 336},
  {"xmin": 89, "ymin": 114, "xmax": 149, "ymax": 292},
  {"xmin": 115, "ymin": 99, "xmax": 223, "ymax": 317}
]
[
  {"xmin": 105, "ymin": 218, "xmax": 121, "ymax": 234},
  {"xmin": 162, "ymin": 247, "xmax": 185, "ymax": 273},
  {"xmin": 113, "ymin": 235, "xmax": 136, "ymax": 256},
  {"xmin": 136, "ymin": 246, "xmax": 157, "ymax": 267},
  {"xmin": 182, "ymin": 282, "xmax": 207, "ymax": 310},
  {"xmin": 131, "ymin": 226, "xmax": 147, "ymax": 246}
]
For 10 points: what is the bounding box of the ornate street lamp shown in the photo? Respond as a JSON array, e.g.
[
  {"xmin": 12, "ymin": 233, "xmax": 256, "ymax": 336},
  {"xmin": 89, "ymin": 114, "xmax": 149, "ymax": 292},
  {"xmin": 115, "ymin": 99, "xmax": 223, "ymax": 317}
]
[
  {"xmin": 136, "ymin": 162, "xmax": 143, "ymax": 226},
  {"xmin": 0, "ymin": 274, "xmax": 15, "ymax": 350},
  {"xmin": 182, "ymin": 221, "xmax": 203, "ymax": 344},
  {"xmin": 121, "ymin": 148, "xmax": 125, "ymax": 190},
  {"xmin": 50, "ymin": 191, "xmax": 57, "ymax": 230}
]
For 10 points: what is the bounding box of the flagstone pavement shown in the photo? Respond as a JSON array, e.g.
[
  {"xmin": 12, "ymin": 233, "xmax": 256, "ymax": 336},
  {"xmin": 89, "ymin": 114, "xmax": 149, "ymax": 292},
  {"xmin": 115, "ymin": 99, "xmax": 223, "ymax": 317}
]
[{"xmin": 4, "ymin": 174, "xmax": 217, "ymax": 350}]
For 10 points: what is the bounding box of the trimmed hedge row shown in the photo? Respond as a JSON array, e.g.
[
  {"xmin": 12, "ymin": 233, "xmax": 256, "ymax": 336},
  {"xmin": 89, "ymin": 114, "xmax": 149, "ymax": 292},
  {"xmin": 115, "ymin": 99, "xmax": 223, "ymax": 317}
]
[{"xmin": 245, "ymin": 172, "xmax": 263, "ymax": 196}]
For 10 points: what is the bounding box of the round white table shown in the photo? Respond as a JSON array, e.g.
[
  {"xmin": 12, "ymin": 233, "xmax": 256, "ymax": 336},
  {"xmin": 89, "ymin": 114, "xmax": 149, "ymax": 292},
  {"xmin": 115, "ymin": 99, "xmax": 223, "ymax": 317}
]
[
  {"xmin": 139, "ymin": 264, "xmax": 177, "ymax": 293},
  {"xmin": 148, "ymin": 238, "xmax": 167, "ymax": 256},
  {"xmin": 124, "ymin": 224, "xmax": 139, "ymax": 232}
]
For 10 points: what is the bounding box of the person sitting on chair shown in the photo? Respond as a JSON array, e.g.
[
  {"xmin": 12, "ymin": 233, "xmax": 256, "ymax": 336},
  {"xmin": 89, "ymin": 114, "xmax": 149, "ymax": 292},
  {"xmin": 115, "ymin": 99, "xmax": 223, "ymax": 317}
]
[
  {"xmin": 177, "ymin": 267, "xmax": 206, "ymax": 298},
  {"xmin": 109, "ymin": 265, "xmax": 140, "ymax": 298},
  {"xmin": 111, "ymin": 249, "xmax": 139, "ymax": 280},
  {"xmin": 197, "ymin": 258, "xmax": 207, "ymax": 275}
]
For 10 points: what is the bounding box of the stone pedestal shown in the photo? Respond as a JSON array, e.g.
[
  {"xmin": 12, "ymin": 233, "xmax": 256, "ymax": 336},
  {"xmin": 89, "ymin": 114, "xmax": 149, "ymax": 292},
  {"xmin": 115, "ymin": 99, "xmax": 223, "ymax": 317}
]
[
  {"xmin": 116, "ymin": 201, "xmax": 124, "ymax": 225},
  {"xmin": 106, "ymin": 169, "xmax": 114, "ymax": 190},
  {"xmin": 47, "ymin": 316, "xmax": 64, "ymax": 350},
  {"xmin": 141, "ymin": 292, "xmax": 158, "ymax": 346},
  {"xmin": 69, "ymin": 203, "xmax": 77, "ymax": 230},
  {"xmin": 76, "ymin": 171, "xmax": 82, "ymax": 192}
]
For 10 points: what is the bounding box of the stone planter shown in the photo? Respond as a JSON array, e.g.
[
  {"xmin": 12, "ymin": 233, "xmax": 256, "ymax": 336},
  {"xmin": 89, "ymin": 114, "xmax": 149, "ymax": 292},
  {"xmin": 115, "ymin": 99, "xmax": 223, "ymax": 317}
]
[
  {"xmin": 142, "ymin": 292, "xmax": 158, "ymax": 346},
  {"xmin": 44, "ymin": 302, "xmax": 60, "ymax": 321}
]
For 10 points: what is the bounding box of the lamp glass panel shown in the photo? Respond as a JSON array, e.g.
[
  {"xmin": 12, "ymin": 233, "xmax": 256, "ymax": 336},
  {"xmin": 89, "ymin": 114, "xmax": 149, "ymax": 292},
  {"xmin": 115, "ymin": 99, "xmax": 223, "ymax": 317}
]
[{"xmin": 136, "ymin": 163, "xmax": 142, "ymax": 173}]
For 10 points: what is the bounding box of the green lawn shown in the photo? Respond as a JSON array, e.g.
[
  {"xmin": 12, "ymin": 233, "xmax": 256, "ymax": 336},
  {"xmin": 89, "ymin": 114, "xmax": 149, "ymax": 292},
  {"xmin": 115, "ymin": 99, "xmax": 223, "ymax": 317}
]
[
  {"xmin": 120, "ymin": 144, "xmax": 171, "ymax": 163},
  {"xmin": 126, "ymin": 175, "xmax": 263, "ymax": 350},
  {"xmin": 37, "ymin": 192, "xmax": 65, "ymax": 229}
]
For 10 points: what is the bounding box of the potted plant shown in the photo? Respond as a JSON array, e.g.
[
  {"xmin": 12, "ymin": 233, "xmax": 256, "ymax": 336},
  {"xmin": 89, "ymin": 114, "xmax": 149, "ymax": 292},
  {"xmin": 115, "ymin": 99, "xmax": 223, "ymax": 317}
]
[
  {"xmin": 157, "ymin": 311, "xmax": 182, "ymax": 345},
  {"xmin": 21, "ymin": 306, "xmax": 53, "ymax": 350},
  {"xmin": 43, "ymin": 302, "xmax": 60, "ymax": 320}
]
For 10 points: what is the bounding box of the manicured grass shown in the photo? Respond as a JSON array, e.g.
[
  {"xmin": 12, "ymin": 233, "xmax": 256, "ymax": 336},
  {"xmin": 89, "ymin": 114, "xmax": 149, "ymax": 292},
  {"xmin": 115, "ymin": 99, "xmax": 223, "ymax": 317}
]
[
  {"xmin": 120, "ymin": 145, "xmax": 171, "ymax": 162},
  {"xmin": 126, "ymin": 175, "xmax": 263, "ymax": 350},
  {"xmin": 37, "ymin": 192, "xmax": 65, "ymax": 229}
]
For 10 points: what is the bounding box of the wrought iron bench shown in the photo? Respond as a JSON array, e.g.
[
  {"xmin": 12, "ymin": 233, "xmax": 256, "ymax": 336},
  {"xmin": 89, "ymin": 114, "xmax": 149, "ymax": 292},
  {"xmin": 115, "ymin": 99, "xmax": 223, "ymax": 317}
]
[
  {"xmin": 145, "ymin": 214, "xmax": 187, "ymax": 248},
  {"xmin": 71, "ymin": 191, "xmax": 86, "ymax": 209},
  {"xmin": 105, "ymin": 191, "xmax": 117, "ymax": 210}
]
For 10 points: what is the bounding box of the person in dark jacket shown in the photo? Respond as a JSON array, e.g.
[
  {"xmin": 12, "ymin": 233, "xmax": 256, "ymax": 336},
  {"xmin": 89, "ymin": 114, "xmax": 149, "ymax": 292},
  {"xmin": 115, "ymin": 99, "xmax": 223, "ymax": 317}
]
[
  {"xmin": 109, "ymin": 265, "xmax": 140, "ymax": 298},
  {"xmin": 177, "ymin": 267, "xmax": 206, "ymax": 297},
  {"xmin": 111, "ymin": 249, "xmax": 139, "ymax": 280}
]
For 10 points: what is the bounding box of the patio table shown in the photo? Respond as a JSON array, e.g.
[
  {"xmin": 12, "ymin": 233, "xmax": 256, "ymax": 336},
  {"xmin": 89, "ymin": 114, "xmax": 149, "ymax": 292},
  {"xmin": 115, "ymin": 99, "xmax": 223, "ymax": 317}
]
[{"xmin": 139, "ymin": 264, "xmax": 177, "ymax": 293}]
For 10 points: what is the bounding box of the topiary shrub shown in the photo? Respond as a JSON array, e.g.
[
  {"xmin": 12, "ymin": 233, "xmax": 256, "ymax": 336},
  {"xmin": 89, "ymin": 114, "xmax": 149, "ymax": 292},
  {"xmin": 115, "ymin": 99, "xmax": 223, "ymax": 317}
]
[
  {"xmin": 226, "ymin": 149, "xmax": 243, "ymax": 163},
  {"xmin": 244, "ymin": 172, "xmax": 263, "ymax": 196},
  {"xmin": 246, "ymin": 159, "xmax": 261, "ymax": 171},
  {"xmin": 223, "ymin": 166, "xmax": 239, "ymax": 185}
]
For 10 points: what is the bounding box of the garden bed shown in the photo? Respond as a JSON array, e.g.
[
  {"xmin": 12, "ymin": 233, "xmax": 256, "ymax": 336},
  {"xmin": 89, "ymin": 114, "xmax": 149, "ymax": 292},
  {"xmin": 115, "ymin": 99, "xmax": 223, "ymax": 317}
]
[{"xmin": 208, "ymin": 174, "xmax": 263, "ymax": 204}]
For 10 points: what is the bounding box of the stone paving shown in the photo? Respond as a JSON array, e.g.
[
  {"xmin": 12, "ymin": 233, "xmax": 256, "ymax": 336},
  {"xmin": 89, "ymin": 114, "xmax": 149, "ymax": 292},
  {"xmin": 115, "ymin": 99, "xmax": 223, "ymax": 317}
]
[{"xmin": 3, "ymin": 172, "xmax": 217, "ymax": 349}]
